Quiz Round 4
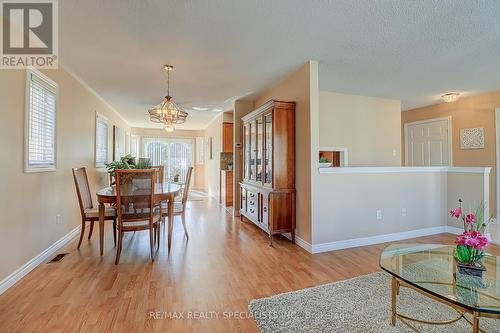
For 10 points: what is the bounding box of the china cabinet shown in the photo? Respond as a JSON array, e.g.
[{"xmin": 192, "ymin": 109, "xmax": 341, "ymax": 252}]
[{"xmin": 240, "ymin": 100, "xmax": 295, "ymax": 245}]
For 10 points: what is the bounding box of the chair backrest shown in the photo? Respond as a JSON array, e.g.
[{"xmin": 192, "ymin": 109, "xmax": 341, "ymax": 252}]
[
  {"xmin": 72, "ymin": 167, "xmax": 93, "ymax": 216},
  {"xmin": 181, "ymin": 166, "xmax": 194, "ymax": 206},
  {"xmin": 151, "ymin": 165, "xmax": 164, "ymax": 183},
  {"xmin": 115, "ymin": 169, "xmax": 155, "ymax": 226}
]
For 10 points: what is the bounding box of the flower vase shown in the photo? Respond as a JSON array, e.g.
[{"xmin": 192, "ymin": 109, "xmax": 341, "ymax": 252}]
[{"xmin": 456, "ymin": 260, "xmax": 486, "ymax": 278}]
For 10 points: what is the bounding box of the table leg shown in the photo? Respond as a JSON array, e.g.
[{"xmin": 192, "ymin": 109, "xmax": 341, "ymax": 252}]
[
  {"xmin": 391, "ymin": 276, "xmax": 398, "ymax": 326},
  {"xmin": 98, "ymin": 202, "xmax": 105, "ymax": 256},
  {"xmin": 472, "ymin": 312, "xmax": 479, "ymax": 333},
  {"xmin": 167, "ymin": 198, "xmax": 174, "ymax": 251}
]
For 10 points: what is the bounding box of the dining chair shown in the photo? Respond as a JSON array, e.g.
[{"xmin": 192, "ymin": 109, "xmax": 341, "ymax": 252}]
[
  {"xmin": 72, "ymin": 167, "xmax": 117, "ymax": 248},
  {"xmin": 161, "ymin": 166, "xmax": 193, "ymax": 239},
  {"xmin": 115, "ymin": 169, "xmax": 161, "ymax": 264},
  {"xmin": 151, "ymin": 165, "xmax": 164, "ymax": 183}
]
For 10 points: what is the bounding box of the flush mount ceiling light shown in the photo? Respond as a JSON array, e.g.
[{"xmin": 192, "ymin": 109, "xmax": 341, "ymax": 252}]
[
  {"xmin": 212, "ymin": 108, "xmax": 223, "ymax": 112},
  {"xmin": 192, "ymin": 106, "xmax": 210, "ymax": 111},
  {"xmin": 441, "ymin": 92, "xmax": 460, "ymax": 103},
  {"xmin": 148, "ymin": 64, "xmax": 188, "ymax": 132}
]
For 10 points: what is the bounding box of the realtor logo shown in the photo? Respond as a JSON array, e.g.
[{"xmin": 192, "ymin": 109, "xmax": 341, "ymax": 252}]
[{"xmin": 1, "ymin": 0, "xmax": 58, "ymax": 68}]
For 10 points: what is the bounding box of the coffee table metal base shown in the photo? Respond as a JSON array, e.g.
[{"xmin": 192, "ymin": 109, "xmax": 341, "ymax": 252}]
[{"xmin": 390, "ymin": 276, "xmax": 496, "ymax": 333}]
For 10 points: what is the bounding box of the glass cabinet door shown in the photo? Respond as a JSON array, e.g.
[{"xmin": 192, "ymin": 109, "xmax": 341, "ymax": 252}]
[
  {"xmin": 250, "ymin": 121, "xmax": 256, "ymax": 180},
  {"xmin": 256, "ymin": 117, "xmax": 263, "ymax": 182},
  {"xmin": 244, "ymin": 123, "xmax": 250, "ymax": 180},
  {"xmin": 264, "ymin": 113, "xmax": 273, "ymax": 186}
]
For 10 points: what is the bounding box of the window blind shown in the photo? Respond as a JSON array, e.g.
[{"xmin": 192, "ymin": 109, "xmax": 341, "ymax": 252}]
[
  {"xmin": 26, "ymin": 70, "xmax": 57, "ymax": 171},
  {"xmin": 95, "ymin": 113, "xmax": 108, "ymax": 167}
]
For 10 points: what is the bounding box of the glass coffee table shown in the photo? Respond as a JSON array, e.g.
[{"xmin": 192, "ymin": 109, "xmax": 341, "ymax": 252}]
[{"xmin": 380, "ymin": 244, "xmax": 500, "ymax": 333}]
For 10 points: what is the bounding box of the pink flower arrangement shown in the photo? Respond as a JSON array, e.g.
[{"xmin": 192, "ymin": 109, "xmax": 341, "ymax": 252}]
[
  {"xmin": 455, "ymin": 231, "xmax": 489, "ymax": 251},
  {"xmin": 449, "ymin": 199, "xmax": 491, "ymax": 266}
]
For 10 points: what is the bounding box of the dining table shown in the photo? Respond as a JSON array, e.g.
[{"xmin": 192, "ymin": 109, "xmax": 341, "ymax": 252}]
[{"xmin": 96, "ymin": 182, "xmax": 181, "ymax": 256}]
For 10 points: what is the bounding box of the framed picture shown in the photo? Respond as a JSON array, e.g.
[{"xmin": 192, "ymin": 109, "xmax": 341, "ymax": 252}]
[
  {"xmin": 460, "ymin": 127, "xmax": 484, "ymax": 149},
  {"xmin": 113, "ymin": 125, "xmax": 122, "ymax": 160},
  {"xmin": 209, "ymin": 136, "xmax": 213, "ymax": 160}
]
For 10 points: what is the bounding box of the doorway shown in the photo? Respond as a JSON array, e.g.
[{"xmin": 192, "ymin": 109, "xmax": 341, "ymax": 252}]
[
  {"xmin": 404, "ymin": 117, "xmax": 452, "ymax": 166},
  {"xmin": 142, "ymin": 137, "xmax": 194, "ymax": 184}
]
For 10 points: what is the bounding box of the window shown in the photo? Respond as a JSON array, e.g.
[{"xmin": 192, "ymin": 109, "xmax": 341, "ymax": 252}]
[
  {"xmin": 141, "ymin": 137, "xmax": 194, "ymax": 183},
  {"xmin": 95, "ymin": 112, "xmax": 108, "ymax": 167},
  {"xmin": 195, "ymin": 137, "xmax": 204, "ymax": 165},
  {"xmin": 25, "ymin": 68, "xmax": 58, "ymax": 172},
  {"xmin": 130, "ymin": 134, "xmax": 140, "ymax": 157}
]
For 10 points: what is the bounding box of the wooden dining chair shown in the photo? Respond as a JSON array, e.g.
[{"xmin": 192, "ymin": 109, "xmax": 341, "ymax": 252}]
[
  {"xmin": 72, "ymin": 167, "xmax": 117, "ymax": 248},
  {"xmin": 151, "ymin": 165, "xmax": 164, "ymax": 183},
  {"xmin": 115, "ymin": 169, "xmax": 161, "ymax": 264},
  {"xmin": 161, "ymin": 166, "xmax": 193, "ymax": 239}
]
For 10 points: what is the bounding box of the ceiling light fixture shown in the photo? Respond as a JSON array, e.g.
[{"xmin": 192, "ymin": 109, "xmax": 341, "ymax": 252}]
[
  {"xmin": 192, "ymin": 106, "xmax": 210, "ymax": 111},
  {"xmin": 441, "ymin": 92, "xmax": 460, "ymax": 103},
  {"xmin": 148, "ymin": 64, "xmax": 188, "ymax": 132},
  {"xmin": 212, "ymin": 108, "xmax": 223, "ymax": 112}
]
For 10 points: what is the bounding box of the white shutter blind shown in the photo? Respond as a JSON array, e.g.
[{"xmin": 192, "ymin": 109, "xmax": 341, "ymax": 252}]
[
  {"xmin": 26, "ymin": 69, "xmax": 57, "ymax": 172},
  {"xmin": 95, "ymin": 113, "xmax": 108, "ymax": 167}
]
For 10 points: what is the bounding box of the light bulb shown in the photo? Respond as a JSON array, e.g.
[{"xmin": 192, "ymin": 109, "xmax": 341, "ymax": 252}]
[{"xmin": 164, "ymin": 124, "xmax": 174, "ymax": 132}]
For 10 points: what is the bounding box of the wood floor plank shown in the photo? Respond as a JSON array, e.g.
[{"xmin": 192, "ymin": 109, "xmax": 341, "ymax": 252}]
[{"xmin": 0, "ymin": 198, "xmax": 498, "ymax": 332}]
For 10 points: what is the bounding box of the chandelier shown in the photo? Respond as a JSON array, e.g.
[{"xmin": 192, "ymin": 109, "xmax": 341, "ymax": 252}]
[{"xmin": 148, "ymin": 64, "xmax": 188, "ymax": 132}]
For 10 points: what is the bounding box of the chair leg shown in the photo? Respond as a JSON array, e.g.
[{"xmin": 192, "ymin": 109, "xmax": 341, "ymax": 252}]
[
  {"xmin": 77, "ymin": 220, "xmax": 86, "ymax": 249},
  {"xmin": 181, "ymin": 213, "xmax": 189, "ymax": 239},
  {"xmin": 115, "ymin": 231, "xmax": 123, "ymax": 265},
  {"xmin": 88, "ymin": 221, "xmax": 94, "ymax": 240},
  {"xmin": 149, "ymin": 227, "xmax": 155, "ymax": 261},
  {"xmin": 113, "ymin": 219, "xmax": 117, "ymax": 247}
]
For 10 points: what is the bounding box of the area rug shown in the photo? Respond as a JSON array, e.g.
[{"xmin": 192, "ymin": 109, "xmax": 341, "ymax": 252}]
[{"xmin": 248, "ymin": 272, "xmax": 499, "ymax": 333}]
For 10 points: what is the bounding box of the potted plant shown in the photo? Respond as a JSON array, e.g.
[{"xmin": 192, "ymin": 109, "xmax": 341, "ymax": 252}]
[
  {"xmin": 105, "ymin": 155, "xmax": 150, "ymax": 185},
  {"xmin": 319, "ymin": 156, "xmax": 332, "ymax": 168},
  {"xmin": 450, "ymin": 199, "xmax": 491, "ymax": 277}
]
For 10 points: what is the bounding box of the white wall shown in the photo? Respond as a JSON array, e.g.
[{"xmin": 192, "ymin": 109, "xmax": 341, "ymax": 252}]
[
  {"xmin": 319, "ymin": 91, "xmax": 401, "ymax": 166},
  {"xmin": 310, "ymin": 168, "xmax": 489, "ymax": 252}
]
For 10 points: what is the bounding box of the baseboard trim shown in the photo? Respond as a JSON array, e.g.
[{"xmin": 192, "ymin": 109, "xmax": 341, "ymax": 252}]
[
  {"xmin": 311, "ymin": 226, "xmax": 448, "ymax": 254},
  {"xmin": 0, "ymin": 225, "xmax": 81, "ymax": 295}
]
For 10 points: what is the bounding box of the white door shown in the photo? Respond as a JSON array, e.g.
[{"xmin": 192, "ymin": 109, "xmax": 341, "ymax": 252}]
[{"xmin": 405, "ymin": 118, "xmax": 451, "ymax": 166}]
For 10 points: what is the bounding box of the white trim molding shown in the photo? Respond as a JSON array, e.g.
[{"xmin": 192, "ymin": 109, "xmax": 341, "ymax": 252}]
[
  {"xmin": 311, "ymin": 226, "xmax": 447, "ymax": 254},
  {"xmin": 318, "ymin": 166, "xmax": 491, "ymax": 174},
  {"xmin": 0, "ymin": 225, "xmax": 80, "ymax": 295}
]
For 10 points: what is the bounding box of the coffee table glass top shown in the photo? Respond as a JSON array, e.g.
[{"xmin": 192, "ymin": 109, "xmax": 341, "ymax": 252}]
[{"xmin": 380, "ymin": 244, "xmax": 500, "ymax": 314}]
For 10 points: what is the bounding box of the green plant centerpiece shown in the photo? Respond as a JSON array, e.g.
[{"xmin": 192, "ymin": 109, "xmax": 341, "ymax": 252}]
[
  {"xmin": 105, "ymin": 154, "xmax": 151, "ymax": 185},
  {"xmin": 319, "ymin": 156, "xmax": 332, "ymax": 168},
  {"xmin": 449, "ymin": 199, "xmax": 491, "ymax": 277}
]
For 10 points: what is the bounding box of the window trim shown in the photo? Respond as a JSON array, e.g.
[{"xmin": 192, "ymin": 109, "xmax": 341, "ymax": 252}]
[
  {"xmin": 95, "ymin": 111, "xmax": 109, "ymax": 168},
  {"xmin": 24, "ymin": 67, "xmax": 58, "ymax": 173}
]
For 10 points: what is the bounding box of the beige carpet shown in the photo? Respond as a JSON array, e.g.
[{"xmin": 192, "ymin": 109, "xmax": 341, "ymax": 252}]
[{"xmin": 249, "ymin": 272, "xmax": 499, "ymax": 333}]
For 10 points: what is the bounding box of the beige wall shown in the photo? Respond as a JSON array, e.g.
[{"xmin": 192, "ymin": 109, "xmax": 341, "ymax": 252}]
[
  {"xmin": 313, "ymin": 169, "xmax": 488, "ymax": 246},
  {"xmin": 401, "ymin": 90, "xmax": 500, "ymax": 216},
  {"xmin": 130, "ymin": 127, "xmax": 205, "ymax": 189},
  {"xmin": 447, "ymin": 172, "xmax": 488, "ymax": 228},
  {"xmin": 204, "ymin": 114, "xmax": 224, "ymax": 198},
  {"xmin": 0, "ymin": 67, "xmax": 130, "ymax": 282},
  {"xmin": 319, "ymin": 91, "xmax": 402, "ymax": 166},
  {"xmin": 254, "ymin": 62, "xmax": 316, "ymax": 243}
]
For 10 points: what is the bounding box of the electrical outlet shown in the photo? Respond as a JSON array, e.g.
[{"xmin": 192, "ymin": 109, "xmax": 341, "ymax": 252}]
[
  {"xmin": 376, "ymin": 210, "xmax": 383, "ymax": 220},
  {"xmin": 401, "ymin": 208, "xmax": 407, "ymax": 217},
  {"xmin": 56, "ymin": 214, "xmax": 62, "ymax": 225},
  {"xmin": 392, "ymin": 149, "xmax": 397, "ymax": 157}
]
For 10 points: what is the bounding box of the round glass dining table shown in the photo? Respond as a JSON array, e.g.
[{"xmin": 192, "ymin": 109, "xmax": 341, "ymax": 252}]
[{"xmin": 96, "ymin": 183, "xmax": 181, "ymax": 256}]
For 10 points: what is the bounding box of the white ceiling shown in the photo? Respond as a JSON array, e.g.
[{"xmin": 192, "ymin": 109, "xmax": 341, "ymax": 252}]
[{"xmin": 59, "ymin": 0, "xmax": 500, "ymax": 129}]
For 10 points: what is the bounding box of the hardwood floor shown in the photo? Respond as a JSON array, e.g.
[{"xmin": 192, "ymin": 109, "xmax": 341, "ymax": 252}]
[{"xmin": 0, "ymin": 198, "xmax": 498, "ymax": 332}]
